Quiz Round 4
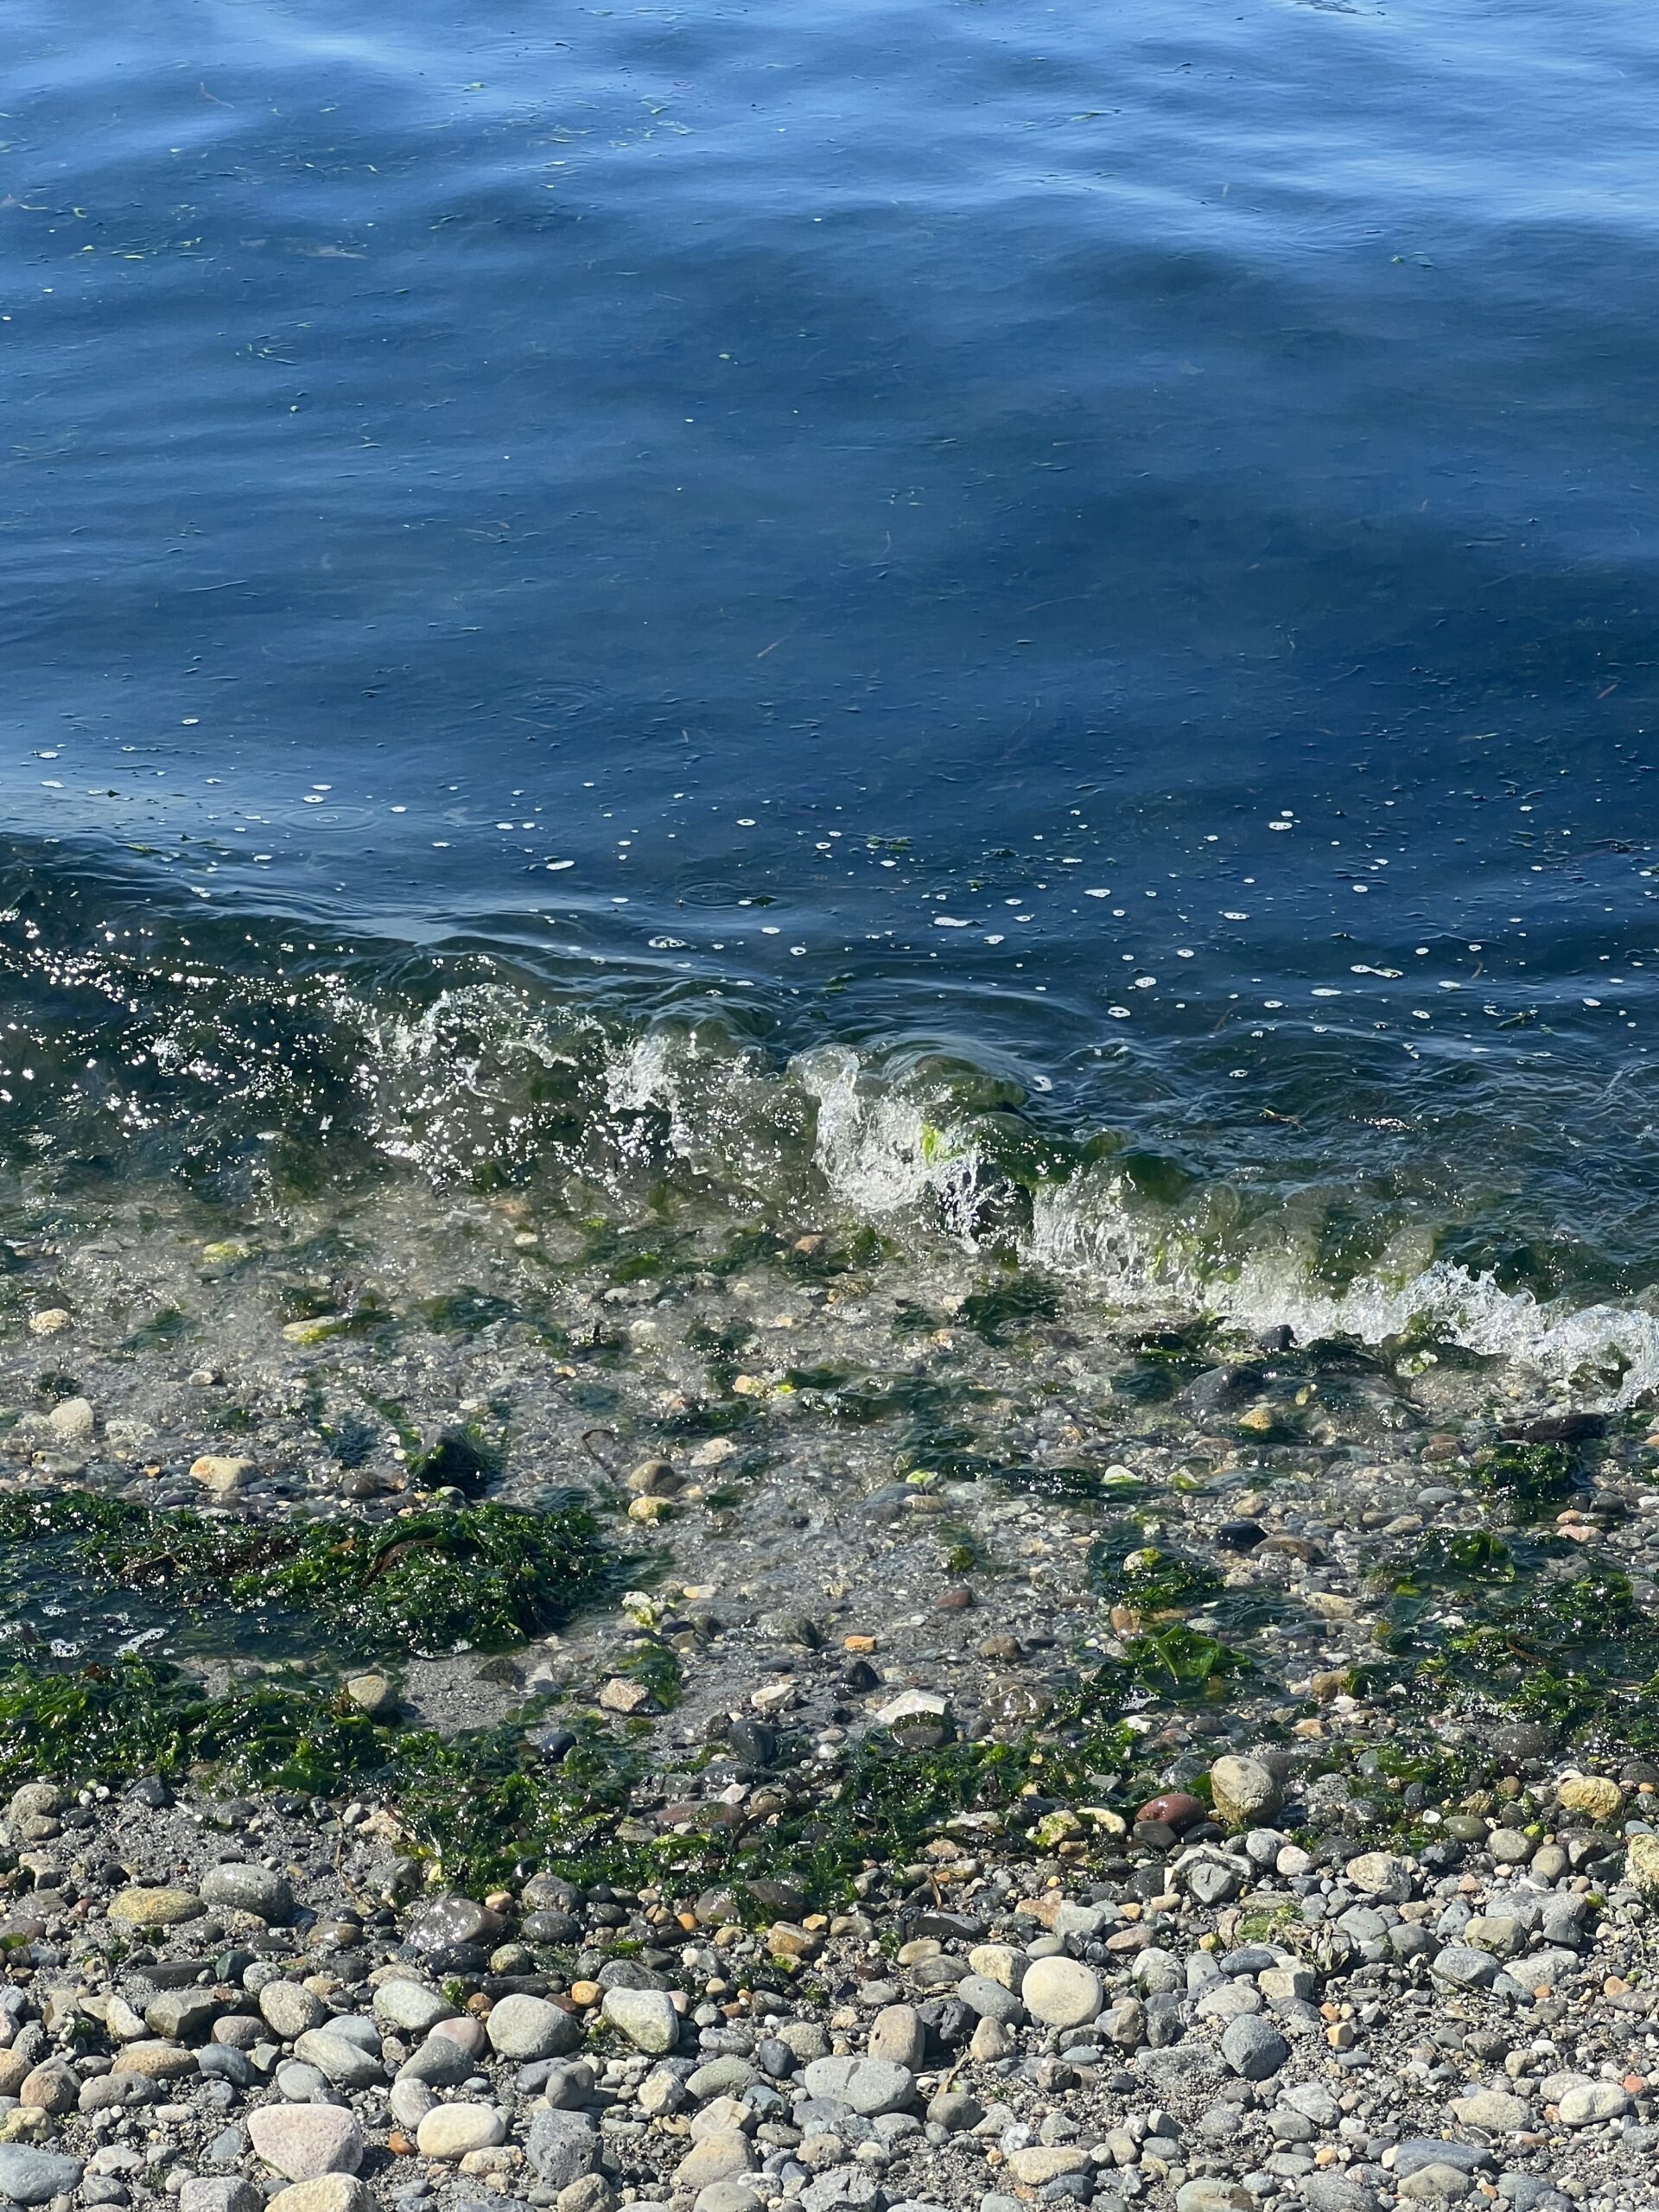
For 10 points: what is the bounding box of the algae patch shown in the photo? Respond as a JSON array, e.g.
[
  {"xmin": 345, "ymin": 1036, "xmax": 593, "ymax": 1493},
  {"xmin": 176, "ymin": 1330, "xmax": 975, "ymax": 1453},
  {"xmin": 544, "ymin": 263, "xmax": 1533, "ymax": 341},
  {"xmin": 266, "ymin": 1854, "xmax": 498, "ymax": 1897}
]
[{"xmin": 0, "ymin": 1491, "xmax": 613, "ymax": 1660}]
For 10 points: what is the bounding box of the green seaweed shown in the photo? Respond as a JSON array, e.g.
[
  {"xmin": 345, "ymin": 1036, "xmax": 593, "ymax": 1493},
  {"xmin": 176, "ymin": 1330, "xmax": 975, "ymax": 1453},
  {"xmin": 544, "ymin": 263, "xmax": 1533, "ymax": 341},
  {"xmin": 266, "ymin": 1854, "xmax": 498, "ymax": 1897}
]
[
  {"xmin": 0, "ymin": 1490, "xmax": 613, "ymax": 1661},
  {"xmin": 1472, "ymin": 1439, "xmax": 1576, "ymax": 1516},
  {"xmin": 1089, "ymin": 1540, "xmax": 1224, "ymax": 1615},
  {"xmin": 1111, "ymin": 1623, "xmax": 1246, "ymax": 1696}
]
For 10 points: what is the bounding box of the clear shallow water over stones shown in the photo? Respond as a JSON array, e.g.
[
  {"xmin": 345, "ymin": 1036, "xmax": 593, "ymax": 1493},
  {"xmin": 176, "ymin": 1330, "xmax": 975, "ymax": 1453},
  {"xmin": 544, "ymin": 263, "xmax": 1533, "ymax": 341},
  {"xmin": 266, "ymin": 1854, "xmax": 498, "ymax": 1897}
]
[{"xmin": 2, "ymin": 0, "xmax": 1659, "ymax": 1372}]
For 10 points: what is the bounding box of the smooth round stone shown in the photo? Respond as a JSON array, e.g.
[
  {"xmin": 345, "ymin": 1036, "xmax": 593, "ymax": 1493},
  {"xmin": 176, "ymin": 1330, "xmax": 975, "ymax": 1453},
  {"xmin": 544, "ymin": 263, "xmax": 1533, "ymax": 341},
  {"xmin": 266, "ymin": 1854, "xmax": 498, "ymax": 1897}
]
[
  {"xmin": 344, "ymin": 1672, "xmax": 398, "ymax": 1717},
  {"xmin": 1558, "ymin": 2081, "xmax": 1631, "ymax": 2126},
  {"xmin": 601, "ymin": 1987, "xmax": 679, "ymax": 2055},
  {"xmin": 955, "ymin": 1974, "xmax": 1025, "ymax": 2024},
  {"xmin": 260, "ymin": 1983, "xmax": 329, "ymax": 2041},
  {"xmin": 18, "ymin": 2063, "xmax": 77, "ymax": 2113},
  {"xmin": 416, "ymin": 2103, "xmax": 505, "ymax": 2159},
  {"xmin": 109, "ymin": 1886, "xmax": 203, "ymax": 1927},
  {"xmin": 111, "ymin": 2042, "xmax": 198, "ymax": 2081},
  {"xmin": 1175, "ymin": 2187, "xmax": 1254, "ymax": 2212},
  {"xmin": 1210, "ymin": 1755, "xmax": 1281, "ymax": 1828},
  {"xmin": 685, "ymin": 2057, "xmax": 758, "ymax": 2102},
  {"xmin": 274, "ymin": 2062, "xmax": 337, "ymax": 2106},
  {"xmin": 693, "ymin": 2188, "xmax": 762, "ymax": 2212},
  {"xmin": 404, "ymin": 1894, "xmax": 499, "ymax": 1953},
  {"xmin": 800, "ymin": 2056, "xmax": 915, "ymax": 2116},
  {"xmin": 180, "ymin": 2183, "xmax": 263, "ymax": 2212},
  {"xmin": 1451, "ymin": 2088, "xmax": 1529, "ymax": 2132},
  {"xmin": 674, "ymin": 2133, "xmax": 753, "ymax": 2189},
  {"xmin": 1005, "ymin": 2149, "xmax": 1090, "ymax": 2186},
  {"xmin": 248, "ymin": 2104, "xmax": 365, "ymax": 2182},
  {"xmin": 200, "ymin": 1863, "xmax": 295, "ymax": 1923},
  {"xmin": 265, "ymin": 2180, "xmax": 371, "ymax": 2212},
  {"xmin": 486, "ymin": 1993, "xmax": 580, "ymax": 2061},
  {"xmin": 1220, "ymin": 2016, "xmax": 1290, "ymax": 2081},
  {"xmin": 1020, "ymin": 1957, "xmax": 1103, "ymax": 2029},
  {"xmin": 372, "ymin": 1980, "xmax": 457, "ymax": 2036},
  {"xmin": 397, "ymin": 2034, "xmax": 476, "ymax": 2086},
  {"xmin": 79, "ymin": 2074, "xmax": 156, "ymax": 2114},
  {"xmin": 1442, "ymin": 1815, "xmax": 1489, "ymax": 1843},
  {"xmin": 389, "ymin": 2080, "xmax": 437, "ymax": 2131},
  {"xmin": 927, "ymin": 2090, "xmax": 984, "ymax": 2133},
  {"xmin": 1557, "ymin": 1774, "xmax": 1623, "ymax": 1823},
  {"xmin": 1135, "ymin": 1791, "xmax": 1205, "ymax": 1834},
  {"xmin": 292, "ymin": 2030, "xmax": 384, "ymax": 2090},
  {"xmin": 868, "ymin": 2005, "xmax": 926, "ymax": 2069},
  {"xmin": 1397, "ymin": 2166, "xmax": 1475, "ymax": 2203},
  {"xmin": 0, "ymin": 2147, "xmax": 85, "ymax": 2204}
]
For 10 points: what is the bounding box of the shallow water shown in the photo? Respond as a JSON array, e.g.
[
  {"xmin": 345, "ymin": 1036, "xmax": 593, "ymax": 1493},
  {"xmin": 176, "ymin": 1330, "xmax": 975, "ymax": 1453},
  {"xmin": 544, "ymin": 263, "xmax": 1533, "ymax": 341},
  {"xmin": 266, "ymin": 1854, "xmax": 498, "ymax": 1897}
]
[{"xmin": 4, "ymin": 0, "xmax": 1659, "ymax": 1376}]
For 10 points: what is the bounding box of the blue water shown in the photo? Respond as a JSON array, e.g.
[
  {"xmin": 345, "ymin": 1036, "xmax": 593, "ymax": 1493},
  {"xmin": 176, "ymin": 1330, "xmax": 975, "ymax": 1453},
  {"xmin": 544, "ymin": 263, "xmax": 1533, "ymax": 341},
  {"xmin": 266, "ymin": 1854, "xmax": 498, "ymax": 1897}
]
[{"xmin": 5, "ymin": 0, "xmax": 1659, "ymax": 1343}]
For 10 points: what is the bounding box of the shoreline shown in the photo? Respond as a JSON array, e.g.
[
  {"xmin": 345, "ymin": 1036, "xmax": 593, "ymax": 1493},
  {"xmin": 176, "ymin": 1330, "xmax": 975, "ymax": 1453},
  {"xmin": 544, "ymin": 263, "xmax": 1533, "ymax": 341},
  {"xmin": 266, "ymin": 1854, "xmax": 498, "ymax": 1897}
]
[{"xmin": 0, "ymin": 1228, "xmax": 1657, "ymax": 2210}]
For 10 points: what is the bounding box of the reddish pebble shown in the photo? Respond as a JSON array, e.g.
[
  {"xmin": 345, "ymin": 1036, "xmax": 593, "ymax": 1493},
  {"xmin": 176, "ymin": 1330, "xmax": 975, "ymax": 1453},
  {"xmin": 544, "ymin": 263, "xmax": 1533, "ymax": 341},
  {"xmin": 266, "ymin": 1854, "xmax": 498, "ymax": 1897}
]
[
  {"xmin": 938, "ymin": 1587, "xmax": 976, "ymax": 1611},
  {"xmin": 431, "ymin": 2014, "xmax": 488, "ymax": 2056},
  {"xmin": 1135, "ymin": 1790, "xmax": 1206, "ymax": 1833}
]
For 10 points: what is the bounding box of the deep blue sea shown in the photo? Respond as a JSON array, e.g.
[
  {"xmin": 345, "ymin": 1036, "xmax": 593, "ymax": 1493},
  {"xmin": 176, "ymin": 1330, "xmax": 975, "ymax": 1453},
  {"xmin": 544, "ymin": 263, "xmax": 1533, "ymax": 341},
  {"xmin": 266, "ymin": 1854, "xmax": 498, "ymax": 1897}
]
[{"xmin": 6, "ymin": 0, "xmax": 1659, "ymax": 1378}]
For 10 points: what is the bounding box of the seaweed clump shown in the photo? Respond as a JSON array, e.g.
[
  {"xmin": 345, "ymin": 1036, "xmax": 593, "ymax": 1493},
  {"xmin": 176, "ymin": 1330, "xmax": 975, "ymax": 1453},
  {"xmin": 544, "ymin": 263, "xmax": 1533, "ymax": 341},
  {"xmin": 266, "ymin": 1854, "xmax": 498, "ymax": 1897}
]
[
  {"xmin": 0, "ymin": 1491, "xmax": 613, "ymax": 1659},
  {"xmin": 1471, "ymin": 1439, "xmax": 1577, "ymax": 1517},
  {"xmin": 1089, "ymin": 1539, "xmax": 1224, "ymax": 1617}
]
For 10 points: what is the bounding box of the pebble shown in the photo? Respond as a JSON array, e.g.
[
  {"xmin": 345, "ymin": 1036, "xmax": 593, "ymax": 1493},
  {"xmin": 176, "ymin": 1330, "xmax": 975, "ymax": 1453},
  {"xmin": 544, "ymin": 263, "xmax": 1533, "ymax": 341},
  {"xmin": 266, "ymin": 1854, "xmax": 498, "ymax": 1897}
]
[
  {"xmin": 291, "ymin": 2028, "xmax": 384, "ymax": 2089},
  {"xmin": 1219, "ymin": 2016, "xmax": 1289, "ymax": 2081},
  {"xmin": 1003, "ymin": 2147, "xmax": 1089, "ymax": 2184},
  {"xmin": 247, "ymin": 2104, "xmax": 365, "ymax": 2180},
  {"xmin": 0, "ymin": 2147, "xmax": 84, "ymax": 2204},
  {"xmin": 600, "ymin": 1987, "xmax": 679, "ymax": 2054},
  {"xmin": 181, "ymin": 2183, "xmax": 263, "ymax": 2212},
  {"xmin": 1451, "ymin": 2088, "xmax": 1530, "ymax": 2131},
  {"xmin": 372, "ymin": 1980, "xmax": 456, "ymax": 2035},
  {"xmin": 415, "ymin": 2103, "xmax": 506, "ymax": 2158},
  {"xmin": 108, "ymin": 1885, "xmax": 202, "ymax": 1926},
  {"xmin": 111, "ymin": 2040, "xmax": 197, "ymax": 2080},
  {"xmin": 1019, "ymin": 1957, "xmax": 1102, "ymax": 2028},
  {"xmin": 200, "ymin": 1862, "xmax": 295, "ymax": 1921},
  {"xmin": 1557, "ymin": 2080, "xmax": 1632, "ymax": 2126},
  {"xmin": 525, "ymin": 2108, "xmax": 602, "ymax": 2189},
  {"xmin": 265, "ymin": 2180, "xmax": 371, "ymax": 2212},
  {"xmin": 1557, "ymin": 1773, "xmax": 1623, "ymax": 1821},
  {"xmin": 487, "ymin": 1993, "xmax": 582, "ymax": 2059},
  {"xmin": 868, "ymin": 2004, "xmax": 927, "ymax": 2068},
  {"xmin": 674, "ymin": 2132, "xmax": 754, "ymax": 2188},
  {"xmin": 259, "ymin": 1983, "xmax": 328, "ymax": 2040},
  {"xmin": 1209, "ymin": 1755, "xmax": 1281, "ymax": 1827},
  {"xmin": 343, "ymin": 1672, "xmax": 398, "ymax": 1716},
  {"xmin": 801, "ymin": 2056, "xmax": 917, "ymax": 2114}
]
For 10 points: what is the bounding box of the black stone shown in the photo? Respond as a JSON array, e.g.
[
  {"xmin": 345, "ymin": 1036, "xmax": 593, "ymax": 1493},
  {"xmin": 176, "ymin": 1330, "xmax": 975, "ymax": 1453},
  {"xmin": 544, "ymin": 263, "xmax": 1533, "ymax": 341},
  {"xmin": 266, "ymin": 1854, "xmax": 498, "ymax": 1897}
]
[
  {"xmin": 728, "ymin": 1719, "xmax": 779, "ymax": 1767},
  {"xmin": 1215, "ymin": 1520, "xmax": 1266, "ymax": 1553}
]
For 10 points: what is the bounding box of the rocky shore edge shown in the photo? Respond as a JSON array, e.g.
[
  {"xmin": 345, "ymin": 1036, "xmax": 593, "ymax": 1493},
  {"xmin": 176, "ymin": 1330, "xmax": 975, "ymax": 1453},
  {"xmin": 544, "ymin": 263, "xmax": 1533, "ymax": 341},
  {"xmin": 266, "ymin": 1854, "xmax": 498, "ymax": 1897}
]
[{"xmin": 0, "ymin": 1738, "xmax": 1651, "ymax": 2212}]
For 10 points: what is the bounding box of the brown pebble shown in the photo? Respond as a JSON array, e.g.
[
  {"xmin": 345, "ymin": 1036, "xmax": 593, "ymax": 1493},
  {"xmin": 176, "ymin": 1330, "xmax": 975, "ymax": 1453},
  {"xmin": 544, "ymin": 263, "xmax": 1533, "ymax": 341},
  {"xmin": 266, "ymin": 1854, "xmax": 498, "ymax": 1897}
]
[
  {"xmin": 1134, "ymin": 1790, "xmax": 1206, "ymax": 1834},
  {"xmin": 937, "ymin": 1587, "xmax": 976, "ymax": 1612}
]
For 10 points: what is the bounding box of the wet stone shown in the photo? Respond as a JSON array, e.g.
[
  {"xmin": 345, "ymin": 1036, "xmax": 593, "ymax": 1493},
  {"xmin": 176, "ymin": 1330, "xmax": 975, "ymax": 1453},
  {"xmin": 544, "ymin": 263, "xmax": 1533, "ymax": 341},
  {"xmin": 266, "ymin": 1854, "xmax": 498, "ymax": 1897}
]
[
  {"xmin": 200, "ymin": 1863, "xmax": 295, "ymax": 1922},
  {"xmin": 404, "ymin": 1894, "xmax": 498, "ymax": 1952}
]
